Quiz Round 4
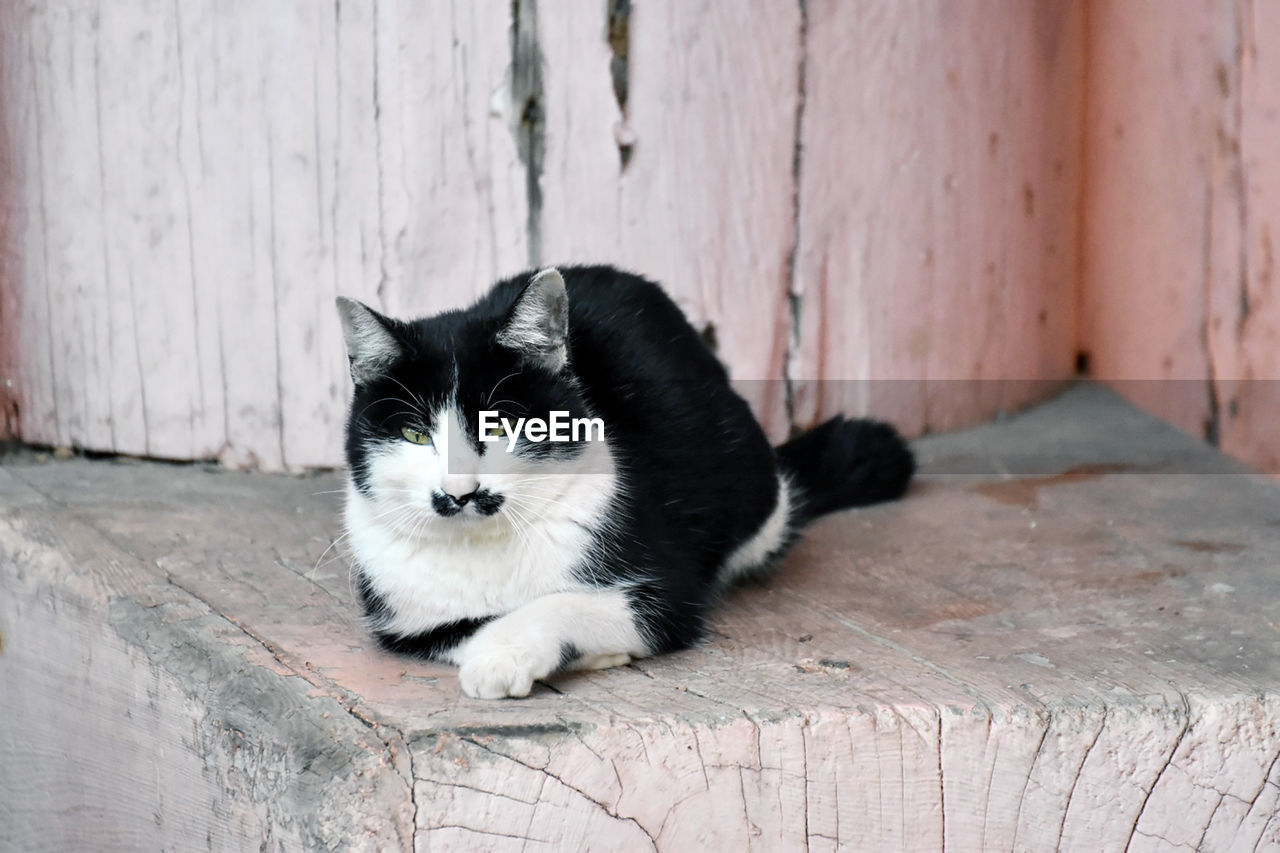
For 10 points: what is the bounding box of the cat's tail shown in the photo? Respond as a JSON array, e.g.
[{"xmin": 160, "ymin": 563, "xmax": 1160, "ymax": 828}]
[{"xmin": 775, "ymin": 417, "xmax": 915, "ymax": 527}]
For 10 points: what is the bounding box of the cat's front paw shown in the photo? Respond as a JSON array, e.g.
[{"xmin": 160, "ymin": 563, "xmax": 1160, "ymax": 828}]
[{"xmin": 458, "ymin": 645, "xmax": 548, "ymax": 699}]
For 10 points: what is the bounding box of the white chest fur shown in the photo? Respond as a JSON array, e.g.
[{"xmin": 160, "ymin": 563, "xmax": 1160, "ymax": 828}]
[{"xmin": 345, "ymin": 448, "xmax": 620, "ymax": 637}]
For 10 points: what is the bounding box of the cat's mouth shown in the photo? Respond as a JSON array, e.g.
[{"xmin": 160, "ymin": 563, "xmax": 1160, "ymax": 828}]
[{"xmin": 431, "ymin": 489, "xmax": 505, "ymax": 519}]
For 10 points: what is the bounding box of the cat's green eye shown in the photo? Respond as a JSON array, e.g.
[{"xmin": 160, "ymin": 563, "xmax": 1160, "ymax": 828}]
[
  {"xmin": 484, "ymin": 423, "xmax": 506, "ymax": 439},
  {"xmin": 400, "ymin": 426, "xmax": 432, "ymax": 446}
]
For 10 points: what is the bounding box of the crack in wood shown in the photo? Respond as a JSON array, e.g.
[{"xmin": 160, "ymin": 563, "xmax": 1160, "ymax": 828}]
[
  {"xmin": 1123, "ymin": 692, "xmax": 1192, "ymax": 851},
  {"xmin": 90, "ymin": 20, "xmax": 119, "ymax": 452},
  {"xmin": 462, "ymin": 734, "xmax": 658, "ymax": 849},
  {"xmin": 783, "ymin": 0, "xmax": 809, "ymax": 434},
  {"xmin": 937, "ymin": 713, "xmax": 946, "ymax": 851},
  {"xmin": 370, "ymin": 0, "xmax": 390, "ymax": 310},
  {"xmin": 431, "ymin": 824, "xmax": 550, "ymax": 844},
  {"xmin": 510, "ymin": 0, "xmax": 544, "ymax": 266},
  {"xmin": 1054, "ymin": 704, "xmax": 1107, "ymax": 850},
  {"xmin": 606, "ymin": 0, "xmax": 632, "ymax": 169},
  {"xmin": 8, "ymin": 465, "xmax": 419, "ymax": 842},
  {"xmin": 1196, "ymin": 792, "xmax": 1226, "ymax": 851}
]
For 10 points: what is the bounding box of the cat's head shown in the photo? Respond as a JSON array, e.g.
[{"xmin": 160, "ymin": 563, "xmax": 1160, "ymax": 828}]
[{"xmin": 337, "ymin": 268, "xmax": 612, "ymax": 534}]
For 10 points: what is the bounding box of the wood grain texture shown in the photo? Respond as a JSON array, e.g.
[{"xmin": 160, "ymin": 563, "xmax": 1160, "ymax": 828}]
[
  {"xmin": 1, "ymin": 1, "xmax": 1092, "ymax": 467},
  {"xmin": 0, "ymin": 1, "xmax": 528, "ymax": 469},
  {"xmin": 0, "ymin": 467, "xmax": 416, "ymax": 852},
  {"xmin": 10, "ymin": 0, "xmax": 1280, "ymax": 473},
  {"xmin": 538, "ymin": 0, "xmax": 803, "ymax": 438},
  {"xmin": 1213, "ymin": 0, "xmax": 1280, "ymax": 471},
  {"xmin": 790, "ymin": 0, "xmax": 1083, "ymax": 438},
  {"xmin": 0, "ymin": 0, "xmax": 21, "ymax": 438},
  {"xmin": 1082, "ymin": 0, "xmax": 1280, "ymax": 475},
  {"xmin": 3, "ymin": 387, "xmax": 1279, "ymax": 848},
  {"xmin": 1080, "ymin": 0, "xmax": 1229, "ymax": 440}
]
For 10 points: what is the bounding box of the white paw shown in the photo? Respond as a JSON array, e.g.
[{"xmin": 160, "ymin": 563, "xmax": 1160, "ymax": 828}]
[
  {"xmin": 458, "ymin": 644, "xmax": 549, "ymax": 699},
  {"xmin": 574, "ymin": 652, "xmax": 632, "ymax": 672}
]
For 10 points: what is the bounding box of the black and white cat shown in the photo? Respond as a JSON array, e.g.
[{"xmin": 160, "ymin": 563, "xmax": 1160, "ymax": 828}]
[{"xmin": 337, "ymin": 266, "xmax": 913, "ymax": 699}]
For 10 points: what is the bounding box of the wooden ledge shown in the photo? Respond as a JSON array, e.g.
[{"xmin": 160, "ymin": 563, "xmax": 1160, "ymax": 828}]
[{"xmin": 2, "ymin": 383, "xmax": 1278, "ymax": 850}]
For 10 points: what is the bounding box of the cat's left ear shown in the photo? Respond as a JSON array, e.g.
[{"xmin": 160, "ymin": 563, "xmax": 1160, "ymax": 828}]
[{"xmin": 497, "ymin": 267, "xmax": 568, "ymax": 371}]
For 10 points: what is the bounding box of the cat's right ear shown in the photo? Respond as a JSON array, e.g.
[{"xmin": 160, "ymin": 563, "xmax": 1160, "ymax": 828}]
[
  {"xmin": 336, "ymin": 297, "xmax": 401, "ymax": 385},
  {"xmin": 497, "ymin": 268, "xmax": 569, "ymax": 372}
]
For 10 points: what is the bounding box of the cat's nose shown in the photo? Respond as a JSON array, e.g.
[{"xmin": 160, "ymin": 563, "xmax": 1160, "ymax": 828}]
[{"xmin": 442, "ymin": 474, "xmax": 479, "ymax": 498}]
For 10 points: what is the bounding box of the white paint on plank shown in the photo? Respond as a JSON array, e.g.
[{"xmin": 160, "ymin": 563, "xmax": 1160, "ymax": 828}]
[{"xmin": 374, "ymin": 0, "xmax": 529, "ymax": 321}]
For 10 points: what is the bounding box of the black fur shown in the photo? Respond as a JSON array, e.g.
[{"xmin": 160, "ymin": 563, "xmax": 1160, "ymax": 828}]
[
  {"xmin": 776, "ymin": 417, "xmax": 916, "ymax": 526},
  {"xmin": 342, "ymin": 265, "xmax": 914, "ymax": 660},
  {"xmin": 356, "ymin": 572, "xmax": 494, "ymax": 657}
]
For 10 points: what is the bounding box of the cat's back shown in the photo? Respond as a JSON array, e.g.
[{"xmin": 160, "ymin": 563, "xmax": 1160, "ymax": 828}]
[{"xmin": 482, "ymin": 264, "xmax": 721, "ymax": 381}]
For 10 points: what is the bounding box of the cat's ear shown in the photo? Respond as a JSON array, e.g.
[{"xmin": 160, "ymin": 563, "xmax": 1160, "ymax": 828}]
[
  {"xmin": 496, "ymin": 267, "xmax": 569, "ymax": 371},
  {"xmin": 336, "ymin": 297, "xmax": 401, "ymax": 385}
]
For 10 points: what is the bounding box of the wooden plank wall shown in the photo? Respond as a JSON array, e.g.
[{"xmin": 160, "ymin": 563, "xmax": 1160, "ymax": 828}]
[
  {"xmin": 0, "ymin": 2, "xmax": 19, "ymax": 439},
  {"xmin": 0, "ymin": 1, "xmax": 1083, "ymax": 469},
  {"xmin": 1082, "ymin": 0, "xmax": 1280, "ymax": 473},
  {"xmin": 791, "ymin": 1, "xmax": 1082, "ymax": 437}
]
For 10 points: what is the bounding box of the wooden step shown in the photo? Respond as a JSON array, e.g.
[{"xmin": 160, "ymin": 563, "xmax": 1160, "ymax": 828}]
[{"xmin": 2, "ymin": 383, "xmax": 1277, "ymax": 850}]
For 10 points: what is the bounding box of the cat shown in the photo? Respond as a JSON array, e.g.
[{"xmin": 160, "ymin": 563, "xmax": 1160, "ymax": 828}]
[{"xmin": 337, "ymin": 265, "xmax": 914, "ymax": 699}]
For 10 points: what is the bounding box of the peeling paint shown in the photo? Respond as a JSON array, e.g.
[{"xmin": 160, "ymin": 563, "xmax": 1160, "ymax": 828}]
[
  {"xmin": 511, "ymin": 0, "xmax": 544, "ymax": 266},
  {"xmin": 783, "ymin": 0, "xmax": 808, "ymax": 434},
  {"xmin": 606, "ymin": 0, "xmax": 632, "ymax": 169}
]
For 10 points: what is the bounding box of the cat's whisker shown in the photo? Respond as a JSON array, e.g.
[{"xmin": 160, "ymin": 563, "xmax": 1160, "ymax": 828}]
[
  {"xmin": 485, "ymin": 369, "xmax": 524, "ymax": 407},
  {"xmin": 384, "ymin": 376, "xmax": 432, "ymax": 418},
  {"xmin": 484, "ymin": 398, "xmax": 529, "ymax": 414},
  {"xmin": 377, "ymin": 410, "xmax": 433, "ymax": 427},
  {"xmin": 500, "ymin": 500, "xmax": 545, "ymax": 558},
  {"xmin": 498, "ymin": 501, "xmax": 534, "ymax": 553},
  {"xmin": 504, "ymin": 489, "xmax": 598, "ymax": 519},
  {"xmin": 501, "ymin": 496, "xmax": 567, "ymax": 559},
  {"xmin": 309, "ymin": 532, "xmax": 351, "ymax": 579},
  {"xmin": 354, "ymin": 395, "xmax": 422, "ymax": 423}
]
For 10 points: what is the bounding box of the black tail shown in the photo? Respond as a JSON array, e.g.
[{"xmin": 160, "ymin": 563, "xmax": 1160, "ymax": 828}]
[{"xmin": 776, "ymin": 417, "xmax": 915, "ymax": 526}]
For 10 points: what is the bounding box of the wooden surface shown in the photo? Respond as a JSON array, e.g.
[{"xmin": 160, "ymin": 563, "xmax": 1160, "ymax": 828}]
[
  {"xmin": 3, "ymin": 384, "xmax": 1279, "ymax": 849},
  {"xmin": 538, "ymin": 0, "xmax": 804, "ymax": 436},
  {"xmin": 790, "ymin": 0, "xmax": 1083, "ymax": 437},
  {"xmin": 0, "ymin": 1, "xmax": 1086, "ymax": 467},
  {"xmin": 1081, "ymin": 0, "xmax": 1280, "ymax": 473}
]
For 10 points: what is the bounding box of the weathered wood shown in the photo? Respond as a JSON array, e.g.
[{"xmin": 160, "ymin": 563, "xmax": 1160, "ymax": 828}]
[
  {"xmin": 1081, "ymin": 0, "xmax": 1280, "ymax": 475},
  {"xmin": 9, "ymin": 0, "xmax": 1277, "ymax": 473},
  {"xmin": 0, "ymin": 1, "xmax": 528, "ymax": 469},
  {"xmin": 0, "ymin": 467, "xmax": 416, "ymax": 851},
  {"xmin": 1079, "ymin": 0, "xmax": 1229, "ymax": 441},
  {"xmin": 790, "ymin": 0, "xmax": 1084, "ymax": 437},
  {"xmin": 1212, "ymin": 0, "xmax": 1280, "ymax": 472},
  {"xmin": 0, "ymin": 1, "xmax": 1093, "ymax": 467},
  {"xmin": 0, "ymin": 1, "xmax": 21, "ymax": 438},
  {"xmin": 3, "ymin": 385, "xmax": 1279, "ymax": 848},
  {"xmin": 538, "ymin": 0, "xmax": 803, "ymax": 438}
]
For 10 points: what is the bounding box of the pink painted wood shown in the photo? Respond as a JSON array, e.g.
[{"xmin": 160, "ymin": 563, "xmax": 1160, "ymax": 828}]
[
  {"xmin": 538, "ymin": 0, "xmax": 803, "ymax": 439},
  {"xmin": 1215, "ymin": 0, "xmax": 1280, "ymax": 471},
  {"xmin": 0, "ymin": 2, "xmax": 530, "ymax": 469},
  {"xmin": 1081, "ymin": 0, "xmax": 1280, "ymax": 474},
  {"xmin": 1079, "ymin": 0, "xmax": 1227, "ymax": 441},
  {"xmin": 15, "ymin": 1, "xmax": 1280, "ymax": 472},
  {"xmin": 790, "ymin": 0, "xmax": 1083, "ymax": 439}
]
